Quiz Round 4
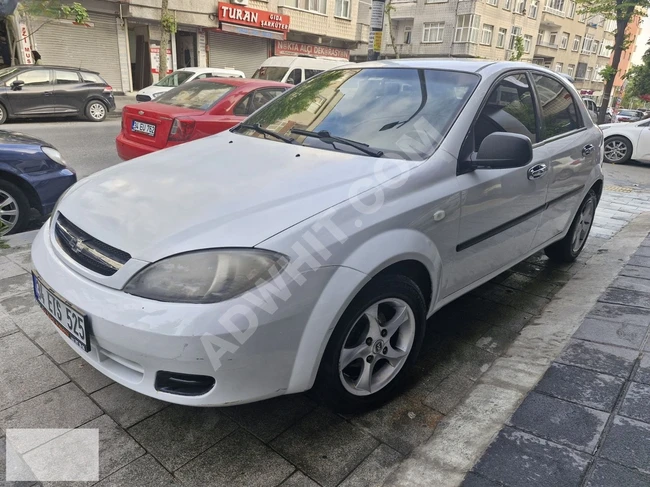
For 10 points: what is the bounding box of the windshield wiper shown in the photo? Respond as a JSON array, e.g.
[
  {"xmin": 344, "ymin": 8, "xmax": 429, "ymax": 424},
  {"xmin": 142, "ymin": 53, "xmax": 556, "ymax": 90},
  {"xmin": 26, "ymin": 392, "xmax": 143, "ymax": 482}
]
[
  {"xmin": 236, "ymin": 123, "xmax": 295, "ymax": 144},
  {"xmin": 290, "ymin": 129, "xmax": 384, "ymax": 157}
]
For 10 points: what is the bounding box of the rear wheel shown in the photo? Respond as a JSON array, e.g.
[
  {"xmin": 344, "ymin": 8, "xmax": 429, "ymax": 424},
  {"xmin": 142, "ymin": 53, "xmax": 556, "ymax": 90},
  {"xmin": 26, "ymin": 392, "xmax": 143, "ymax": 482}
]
[
  {"xmin": 545, "ymin": 190, "xmax": 598, "ymax": 263},
  {"xmin": 0, "ymin": 180, "xmax": 30, "ymax": 235},
  {"xmin": 85, "ymin": 101, "xmax": 107, "ymax": 122},
  {"xmin": 604, "ymin": 136, "xmax": 632, "ymax": 164},
  {"xmin": 0, "ymin": 102, "xmax": 8, "ymax": 125}
]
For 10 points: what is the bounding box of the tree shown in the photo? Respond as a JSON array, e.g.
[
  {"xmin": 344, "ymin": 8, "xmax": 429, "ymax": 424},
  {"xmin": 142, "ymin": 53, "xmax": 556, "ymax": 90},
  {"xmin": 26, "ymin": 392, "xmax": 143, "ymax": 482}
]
[
  {"xmin": 621, "ymin": 42, "xmax": 650, "ymax": 102},
  {"xmin": 158, "ymin": 0, "xmax": 176, "ymax": 78},
  {"xmin": 509, "ymin": 36, "xmax": 524, "ymax": 61},
  {"xmin": 576, "ymin": 0, "xmax": 646, "ymax": 123},
  {"xmin": 384, "ymin": 0, "xmax": 399, "ymax": 59}
]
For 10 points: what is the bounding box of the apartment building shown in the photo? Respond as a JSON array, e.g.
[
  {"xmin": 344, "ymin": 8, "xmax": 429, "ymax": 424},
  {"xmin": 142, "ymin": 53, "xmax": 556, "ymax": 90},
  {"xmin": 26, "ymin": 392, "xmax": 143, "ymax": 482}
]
[{"xmin": 611, "ymin": 13, "xmax": 643, "ymax": 104}]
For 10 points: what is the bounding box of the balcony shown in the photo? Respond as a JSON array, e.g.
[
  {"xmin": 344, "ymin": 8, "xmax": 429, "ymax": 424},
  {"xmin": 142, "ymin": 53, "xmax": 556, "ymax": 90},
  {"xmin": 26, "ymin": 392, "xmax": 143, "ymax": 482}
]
[
  {"xmin": 534, "ymin": 42, "xmax": 558, "ymax": 59},
  {"xmin": 450, "ymin": 42, "xmax": 480, "ymax": 57},
  {"xmin": 540, "ymin": 11, "xmax": 563, "ymax": 28}
]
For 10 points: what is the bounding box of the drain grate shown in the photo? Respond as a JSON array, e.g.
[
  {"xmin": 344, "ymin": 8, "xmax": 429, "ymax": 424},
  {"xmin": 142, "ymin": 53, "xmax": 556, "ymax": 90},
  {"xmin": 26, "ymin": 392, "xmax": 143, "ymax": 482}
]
[{"xmin": 604, "ymin": 185, "xmax": 635, "ymax": 193}]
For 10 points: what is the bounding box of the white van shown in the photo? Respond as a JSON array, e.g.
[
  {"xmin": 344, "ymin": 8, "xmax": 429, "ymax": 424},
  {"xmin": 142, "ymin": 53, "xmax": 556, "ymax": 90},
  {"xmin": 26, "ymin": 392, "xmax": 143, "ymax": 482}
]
[
  {"xmin": 252, "ymin": 56, "xmax": 350, "ymax": 85},
  {"xmin": 136, "ymin": 67, "xmax": 245, "ymax": 102}
]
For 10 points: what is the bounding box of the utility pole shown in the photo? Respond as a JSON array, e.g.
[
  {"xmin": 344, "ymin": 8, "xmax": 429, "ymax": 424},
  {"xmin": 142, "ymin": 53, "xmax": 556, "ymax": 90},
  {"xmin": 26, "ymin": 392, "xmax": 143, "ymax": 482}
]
[{"xmin": 367, "ymin": 0, "xmax": 385, "ymax": 61}]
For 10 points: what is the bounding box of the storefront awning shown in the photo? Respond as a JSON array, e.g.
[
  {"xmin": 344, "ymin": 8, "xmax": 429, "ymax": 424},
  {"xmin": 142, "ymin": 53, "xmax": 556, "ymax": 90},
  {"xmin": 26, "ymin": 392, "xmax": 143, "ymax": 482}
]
[{"xmin": 220, "ymin": 23, "xmax": 285, "ymax": 41}]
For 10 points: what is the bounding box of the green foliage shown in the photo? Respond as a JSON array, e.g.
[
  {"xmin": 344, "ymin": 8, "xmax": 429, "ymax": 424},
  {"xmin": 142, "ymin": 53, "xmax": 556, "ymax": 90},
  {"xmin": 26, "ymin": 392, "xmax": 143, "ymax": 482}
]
[
  {"xmin": 19, "ymin": 0, "xmax": 89, "ymax": 24},
  {"xmin": 622, "ymin": 45, "xmax": 650, "ymax": 99},
  {"xmin": 600, "ymin": 65, "xmax": 617, "ymax": 82},
  {"xmin": 161, "ymin": 11, "xmax": 177, "ymax": 34},
  {"xmin": 509, "ymin": 36, "xmax": 524, "ymax": 61}
]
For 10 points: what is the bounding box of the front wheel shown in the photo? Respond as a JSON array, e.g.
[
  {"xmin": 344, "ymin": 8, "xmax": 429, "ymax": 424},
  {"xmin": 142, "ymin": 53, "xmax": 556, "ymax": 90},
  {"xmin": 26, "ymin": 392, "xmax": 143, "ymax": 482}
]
[
  {"xmin": 85, "ymin": 101, "xmax": 107, "ymax": 122},
  {"xmin": 315, "ymin": 274, "xmax": 426, "ymax": 413},
  {"xmin": 545, "ymin": 189, "xmax": 598, "ymax": 263},
  {"xmin": 0, "ymin": 180, "xmax": 30, "ymax": 235},
  {"xmin": 604, "ymin": 136, "xmax": 632, "ymax": 164}
]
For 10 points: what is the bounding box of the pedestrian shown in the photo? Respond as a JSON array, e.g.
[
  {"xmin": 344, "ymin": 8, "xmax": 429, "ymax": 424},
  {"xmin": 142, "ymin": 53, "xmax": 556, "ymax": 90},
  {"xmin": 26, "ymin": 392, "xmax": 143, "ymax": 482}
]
[{"xmin": 32, "ymin": 50, "xmax": 41, "ymax": 65}]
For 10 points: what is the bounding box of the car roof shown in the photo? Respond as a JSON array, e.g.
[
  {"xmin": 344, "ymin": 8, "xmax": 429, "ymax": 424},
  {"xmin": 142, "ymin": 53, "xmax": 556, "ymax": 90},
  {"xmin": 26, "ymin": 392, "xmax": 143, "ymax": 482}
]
[
  {"xmin": 17, "ymin": 64, "xmax": 100, "ymax": 74},
  {"xmin": 176, "ymin": 67, "xmax": 244, "ymax": 75},
  {"xmin": 194, "ymin": 78, "xmax": 291, "ymax": 88}
]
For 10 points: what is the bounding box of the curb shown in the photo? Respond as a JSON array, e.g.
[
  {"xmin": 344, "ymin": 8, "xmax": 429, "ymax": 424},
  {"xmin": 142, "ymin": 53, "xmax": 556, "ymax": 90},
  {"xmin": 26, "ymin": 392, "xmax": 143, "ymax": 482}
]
[{"xmin": 383, "ymin": 211, "xmax": 650, "ymax": 487}]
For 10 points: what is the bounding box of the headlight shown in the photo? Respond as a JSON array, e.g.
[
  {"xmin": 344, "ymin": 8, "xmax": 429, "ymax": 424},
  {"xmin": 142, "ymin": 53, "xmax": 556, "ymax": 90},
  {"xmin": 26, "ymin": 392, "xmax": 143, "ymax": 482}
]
[
  {"xmin": 124, "ymin": 249, "xmax": 288, "ymax": 304},
  {"xmin": 42, "ymin": 146, "xmax": 66, "ymax": 166},
  {"xmin": 151, "ymin": 92, "xmax": 164, "ymax": 99}
]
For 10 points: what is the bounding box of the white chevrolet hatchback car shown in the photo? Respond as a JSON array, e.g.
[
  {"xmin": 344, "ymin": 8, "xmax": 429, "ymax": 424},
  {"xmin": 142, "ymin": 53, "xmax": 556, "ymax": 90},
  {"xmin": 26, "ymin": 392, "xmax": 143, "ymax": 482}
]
[{"xmin": 32, "ymin": 60, "xmax": 604, "ymax": 411}]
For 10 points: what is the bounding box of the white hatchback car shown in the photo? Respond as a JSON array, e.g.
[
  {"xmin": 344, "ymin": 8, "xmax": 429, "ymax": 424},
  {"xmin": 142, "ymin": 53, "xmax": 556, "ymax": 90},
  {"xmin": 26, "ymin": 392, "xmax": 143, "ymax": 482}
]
[
  {"xmin": 136, "ymin": 67, "xmax": 245, "ymax": 102},
  {"xmin": 32, "ymin": 60, "xmax": 604, "ymax": 411}
]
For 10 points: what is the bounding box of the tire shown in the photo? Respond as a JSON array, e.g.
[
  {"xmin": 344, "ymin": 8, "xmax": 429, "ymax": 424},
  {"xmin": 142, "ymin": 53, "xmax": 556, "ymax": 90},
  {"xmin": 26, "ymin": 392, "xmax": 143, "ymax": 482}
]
[
  {"xmin": 85, "ymin": 100, "xmax": 107, "ymax": 122},
  {"xmin": 604, "ymin": 136, "xmax": 632, "ymax": 164},
  {"xmin": 0, "ymin": 102, "xmax": 8, "ymax": 125},
  {"xmin": 545, "ymin": 189, "xmax": 598, "ymax": 263},
  {"xmin": 315, "ymin": 274, "xmax": 427, "ymax": 413},
  {"xmin": 0, "ymin": 180, "xmax": 30, "ymax": 235}
]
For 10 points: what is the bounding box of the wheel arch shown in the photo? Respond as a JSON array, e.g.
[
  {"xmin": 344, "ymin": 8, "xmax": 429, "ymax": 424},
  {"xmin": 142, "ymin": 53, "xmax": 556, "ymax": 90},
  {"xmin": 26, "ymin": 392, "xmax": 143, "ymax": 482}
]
[{"xmin": 0, "ymin": 169, "xmax": 42, "ymax": 213}]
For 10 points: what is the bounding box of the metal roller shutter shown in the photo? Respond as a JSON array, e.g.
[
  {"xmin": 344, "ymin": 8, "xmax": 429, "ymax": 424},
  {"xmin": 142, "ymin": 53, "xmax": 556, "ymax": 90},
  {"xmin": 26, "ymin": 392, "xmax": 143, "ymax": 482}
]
[
  {"xmin": 32, "ymin": 13, "xmax": 123, "ymax": 92},
  {"xmin": 208, "ymin": 32, "xmax": 269, "ymax": 77}
]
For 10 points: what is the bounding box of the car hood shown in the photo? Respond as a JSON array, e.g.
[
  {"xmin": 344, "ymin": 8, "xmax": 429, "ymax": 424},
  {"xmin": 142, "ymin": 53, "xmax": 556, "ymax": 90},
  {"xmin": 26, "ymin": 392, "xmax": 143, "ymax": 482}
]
[
  {"xmin": 137, "ymin": 85, "xmax": 173, "ymax": 97},
  {"xmin": 57, "ymin": 133, "xmax": 408, "ymax": 262},
  {"xmin": 0, "ymin": 130, "xmax": 50, "ymax": 147}
]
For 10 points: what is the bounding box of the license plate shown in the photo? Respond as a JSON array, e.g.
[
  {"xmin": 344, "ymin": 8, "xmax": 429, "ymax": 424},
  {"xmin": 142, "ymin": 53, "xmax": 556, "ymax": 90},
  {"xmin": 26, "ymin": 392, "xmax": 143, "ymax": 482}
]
[
  {"xmin": 32, "ymin": 272, "xmax": 90, "ymax": 352},
  {"xmin": 132, "ymin": 120, "xmax": 155, "ymax": 136}
]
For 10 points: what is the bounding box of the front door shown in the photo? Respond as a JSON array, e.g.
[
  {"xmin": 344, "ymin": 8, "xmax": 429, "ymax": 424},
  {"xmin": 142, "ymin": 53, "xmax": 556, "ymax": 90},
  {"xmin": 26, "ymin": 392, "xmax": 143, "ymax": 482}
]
[
  {"xmin": 6, "ymin": 68, "xmax": 53, "ymax": 116},
  {"xmin": 445, "ymin": 73, "xmax": 549, "ymax": 297},
  {"xmin": 52, "ymin": 69, "xmax": 85, "ymax": 114}
]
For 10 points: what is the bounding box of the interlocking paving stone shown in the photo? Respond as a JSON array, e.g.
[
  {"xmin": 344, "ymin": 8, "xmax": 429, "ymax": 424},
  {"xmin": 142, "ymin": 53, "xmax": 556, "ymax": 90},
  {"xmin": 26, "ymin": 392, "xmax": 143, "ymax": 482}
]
[
  {"xmin": 0, "ymin": 256, "xmax": 27, "ymax": 280},
  {"xmin": 34, "ymin": 333, "xmax": 79, "ymax": 364},
  {"xmin": 90, "ymin": 383, "xmax": 166, "ymax": 429},
  {"xmin": 128, "ymin": 404, "xmax": 238, "ymax": 471},
  {"xmin": 587, "ymin": 302, "xmax": 650, "ymax": 327},
  {"xmin": 0, "ymin": 354, "xmax": 69, "ymax": 411},
  {"xmin": 223, "ymin": 394, "xmax": 316, "ymax": 443},
  {"xmin": 83, "ymin": 414, "xmax": 145, "ymax": 480},
  {"xmin": 621, "ymin": 265, "xmax": 650, "ymax": 280},
  {"xmin": 94, "ymin": 454, "xmax": 180, "ymax": 487},
  {"xmin": 59, "ymin": 358, "xmax": 113, "ymax": 394},
  {"xmin": 351, "ymin": 394, "xmax": 443, "ymax": 455},
  {"xmin": 0, "ymin": 274, "xmax": 32, "ymax": 302},
  {"xmin": 11, "ymin": 308, "xmax": 57, "ymax": 342},
  {"xmin": 634, "ymin": 354, "xmax": 650, "ymax": 385},
  {"xmin": 271, "ymin": 408, "xmax": 379, "ymax": 487},
  {"xmin": 535, "ymin": 363, "xmax": 625, "ymax": 412},
  {"xmin": 0, "ymin": 332, "xmax": 41, "ymax": 366},
  {"xmin": 611, "ymin": 276, "xmax": 650, "ymax": 294},
  {"xmin": 338, "ymin": 444, "xmax": 402, "ymax": 487},
  {"xmin": 0, "ymin": 383, "xmax": 101, "ymax": 443},
  {"xmin": 176, "ymin": 429, "xmax": 294, "ymax": 487},
  {"xmin": 627, "ymin": 255, "xmax": 650, "ymax": 269},
  {"xmin": 635, "ymin": 246, "xmax": 650, "ymax": 257},
  {"xmin": 279, "ymin": 471, "xmax": 320, "ymax": 487},
  {"xmin": 6, "ymin": 250, "xmax": 32, "ymax": 272},
  {"xmin": 508, "ymin": 392, "xmax": 609, "ymax": 454},
  {"xmin": 620, "ymin": 382, "xmax": 650, "ymax": 424},
  {"xmin": 600, "ymin": 416, "xmax": 650, "ymax": 473},
  {"xmin": 600, "ymin": 287, "xmax": 650, "ymax": 309},
  {"xmin": 475, "ymin": 325, "xmax": 521, "ymax": 355},
  {"xmin": 472, "ymin": 426, "xmax": 591, "ymax": 487},
  {"xmin": 0, "ymin": 310, "xmax": 15, "ymax": 337},
  {"xmin": 499, "ymin": 272, "xmax": 563, "ymax": 299},
  {"xmin": 0, "ymin": 293, "xmax": 40, "ymax": 320},
  {"xmin": 557, "ymin": 339, "xmax": 638, "ymax": 378},
  {"xmin": 586, "ymin": 459, "xmax": 650, "ymax": 487},
  {"xmin": 573, "ymin": 318, "xmax": 647, "ymax": 350},
  {"xmin": 461, "ymin": 472, "xmax": 507, "ymax": 487},
  {"xmin": 423, "ymin": 374, "xmax": 475, "ymax": 415}
]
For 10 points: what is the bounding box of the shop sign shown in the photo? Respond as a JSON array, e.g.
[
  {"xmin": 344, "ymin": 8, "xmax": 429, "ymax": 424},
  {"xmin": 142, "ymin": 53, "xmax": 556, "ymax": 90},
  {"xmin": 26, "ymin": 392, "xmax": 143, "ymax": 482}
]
[
  {"xmin": 217, "ymin": 3, "xmax": 290, "ymax": 32},
  {"xmin": 274, "ymin": 41, "xmax": 349, "ymax": 60},
  {"xmin": 18, "ymin": 21, "xmax": 32, "ymax": 64},
  {"xmin": 150, "ymin": 46, "xmax": 173, "ymax": 75}
]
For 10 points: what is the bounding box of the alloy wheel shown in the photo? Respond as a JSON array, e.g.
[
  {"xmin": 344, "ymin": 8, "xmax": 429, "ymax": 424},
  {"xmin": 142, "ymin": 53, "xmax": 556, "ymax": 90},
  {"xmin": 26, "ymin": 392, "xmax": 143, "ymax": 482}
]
[
  {"xmin": 604, "ymin": 140, "xmax": 627, "ymax": 162},
  {"xmin": 338, "ymin": 298, "xmax": 415, "ymax": 396},
  {"xmin": 0, "ymin": 189, "xmax": 19, "ymax": 235},
  {"xmin": 571, "ymin": 197, "xmax": 595, "ymax": 253},
  {"xmin": 89, "ymin": 103, "xmax": 105, "ymax": 120}
]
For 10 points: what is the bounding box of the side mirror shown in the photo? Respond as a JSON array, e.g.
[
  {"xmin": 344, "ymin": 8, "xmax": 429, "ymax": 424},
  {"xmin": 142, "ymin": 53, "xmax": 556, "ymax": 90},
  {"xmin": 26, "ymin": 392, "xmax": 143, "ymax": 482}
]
[
  {"xmin": 11, "ymin": 80, "xmax": 24, "ymax": 90},
  {"xmin": 472, "ymin": 132, "xmax": 533, "ymax": 170}
]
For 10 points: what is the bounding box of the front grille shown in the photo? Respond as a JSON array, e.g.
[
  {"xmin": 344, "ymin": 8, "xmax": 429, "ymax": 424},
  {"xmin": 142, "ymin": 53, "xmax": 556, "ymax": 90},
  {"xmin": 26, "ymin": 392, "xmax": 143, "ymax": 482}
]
[
  {"xmin": 54, "ymin": 213, "xmax": 131, "ymax": 276},
  {"xmin": 136, "ymin": 94, "xmax": 151, "ymax": 102}
]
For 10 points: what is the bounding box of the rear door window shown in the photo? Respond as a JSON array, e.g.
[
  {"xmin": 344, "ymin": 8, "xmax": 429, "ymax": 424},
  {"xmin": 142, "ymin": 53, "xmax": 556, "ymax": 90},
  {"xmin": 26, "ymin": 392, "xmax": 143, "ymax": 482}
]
[
  {"xmin": 305, "ymin": 69, "xmax": 322, "ymax": 80},
  {"xmin": 234, "ymin": 88, "xmax": 285, "ymax": 116},
  {"xmin": 81, "ymin": 72, "xmax": 106, "ymax": 84},
  {"xmin": 287, "ymin": 68, "xmax": 302, "ymax": 85},
  {"xmin": 532, "ymin": 73, "xmax": 582, "ymax": 140},
  {"xmin": 54, "ymin": 70, "xmax": 81, "ymax": 84}
]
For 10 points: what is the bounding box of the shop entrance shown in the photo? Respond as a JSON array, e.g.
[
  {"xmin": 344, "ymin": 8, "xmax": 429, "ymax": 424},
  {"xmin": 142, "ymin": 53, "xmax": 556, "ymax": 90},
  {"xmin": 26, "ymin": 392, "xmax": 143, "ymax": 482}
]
[
  {"xmin": 128, "ymin": 24, "xmax": 152, "ymax": 91},
  {"xmin": 175, "ymin": 31, "xmax": 196, "ymax": 68}
]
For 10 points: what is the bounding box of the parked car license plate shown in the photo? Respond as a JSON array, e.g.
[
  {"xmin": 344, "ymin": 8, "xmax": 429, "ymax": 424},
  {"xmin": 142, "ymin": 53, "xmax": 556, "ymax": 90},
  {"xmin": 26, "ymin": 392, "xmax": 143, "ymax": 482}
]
[
  {"xmin": 32, "ymin": 272, "xmax": 90, "ymax": 352},
  {"xmin": 132, "ymin": 120, "xmax": 155, "ymax": 136}
]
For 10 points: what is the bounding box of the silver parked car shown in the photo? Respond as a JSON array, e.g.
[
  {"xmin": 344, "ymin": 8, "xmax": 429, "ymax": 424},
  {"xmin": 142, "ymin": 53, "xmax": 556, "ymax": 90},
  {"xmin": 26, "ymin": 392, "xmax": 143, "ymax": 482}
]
[{"xmin": 31, "ymin": 60, "xmax": 604, "ymax": 412}]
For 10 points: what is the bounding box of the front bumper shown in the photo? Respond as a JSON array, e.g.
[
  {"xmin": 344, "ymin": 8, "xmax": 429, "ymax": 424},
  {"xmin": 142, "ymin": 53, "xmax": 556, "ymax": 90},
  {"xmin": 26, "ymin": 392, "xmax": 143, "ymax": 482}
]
[{"xmin": 31, "ymin": 221, "xmax": 337, "ymax": 406}]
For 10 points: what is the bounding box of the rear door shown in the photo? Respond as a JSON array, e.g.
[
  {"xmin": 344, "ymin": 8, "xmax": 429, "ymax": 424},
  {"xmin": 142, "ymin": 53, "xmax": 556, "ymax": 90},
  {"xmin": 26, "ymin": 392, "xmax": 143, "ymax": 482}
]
[
  {"xmin": 530, "ymin": 72, "xmax": 600, "ymax": 246},
  {"xmin": 5, "ymin": 69, "xmax": 53, "ymax": 115},
  {"xmin": 52, "ymin": 69, "xmax": 85, "ymax": 114}
]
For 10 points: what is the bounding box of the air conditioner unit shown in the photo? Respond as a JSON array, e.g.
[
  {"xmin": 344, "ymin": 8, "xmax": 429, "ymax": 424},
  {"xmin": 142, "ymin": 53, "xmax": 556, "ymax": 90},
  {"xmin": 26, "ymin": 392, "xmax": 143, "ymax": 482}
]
[{"xmin": 232, "ymin": 0, "xmax": 249, "ymax": 5}]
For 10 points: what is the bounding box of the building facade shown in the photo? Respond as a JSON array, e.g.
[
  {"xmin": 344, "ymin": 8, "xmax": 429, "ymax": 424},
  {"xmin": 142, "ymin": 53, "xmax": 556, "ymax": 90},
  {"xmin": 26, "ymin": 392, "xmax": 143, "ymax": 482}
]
[
  {"xmin": 611, "ymin": 13, "xmax": 642, "ymax": 105},
  {"xmin": 16, "ymin": 0, "xmax": 359, "ymax": 93}
]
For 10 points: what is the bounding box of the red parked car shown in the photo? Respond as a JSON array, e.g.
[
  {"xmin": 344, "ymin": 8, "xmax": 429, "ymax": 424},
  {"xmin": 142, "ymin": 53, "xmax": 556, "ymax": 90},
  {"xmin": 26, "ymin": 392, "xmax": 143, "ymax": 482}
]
[{"xmin": 116, "ymin": 78, "xmax": 291, "ymax": 160}]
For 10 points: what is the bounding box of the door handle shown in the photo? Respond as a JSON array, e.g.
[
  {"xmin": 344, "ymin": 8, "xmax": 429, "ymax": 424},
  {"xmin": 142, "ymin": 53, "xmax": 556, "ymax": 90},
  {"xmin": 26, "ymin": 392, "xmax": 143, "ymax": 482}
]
[
  {"xmin": 527, "ymin": 163, "xmax": 548, "ymax": 180},
  {"xmin": 43, "ymin": 91, "xmax": 53, "ymax": 96},
  {"xmin": 582, "ymin": 144, "xmax": 595, "ymax": 156}
]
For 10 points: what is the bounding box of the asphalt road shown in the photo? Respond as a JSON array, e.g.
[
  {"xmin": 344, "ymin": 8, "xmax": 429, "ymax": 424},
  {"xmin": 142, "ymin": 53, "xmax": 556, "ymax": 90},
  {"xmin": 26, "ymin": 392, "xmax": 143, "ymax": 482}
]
[{"xmin": 3, "ymin": 119, "xmax": 122, "ymax": 179}]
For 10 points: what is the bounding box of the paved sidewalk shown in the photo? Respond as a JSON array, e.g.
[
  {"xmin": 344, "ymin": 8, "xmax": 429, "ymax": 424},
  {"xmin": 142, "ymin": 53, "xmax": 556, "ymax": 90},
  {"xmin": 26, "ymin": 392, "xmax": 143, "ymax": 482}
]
[
  {"xmin": 1, "ymin": 185, "xmax": 649, "ymax": 487},
  {"xmin": 465, "ymin": 233, "xmax": 650, "ymax": 487}
]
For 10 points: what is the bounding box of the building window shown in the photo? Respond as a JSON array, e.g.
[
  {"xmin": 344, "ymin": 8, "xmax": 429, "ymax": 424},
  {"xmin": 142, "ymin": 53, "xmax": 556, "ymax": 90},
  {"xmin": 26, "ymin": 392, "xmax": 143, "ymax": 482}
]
[
  {"xmin": 593, "ymin": 65, "xmax": 603, "ymax": 81},
  {"xmin": 509, "ymin": 26, "xmax": 522, "ymax": 50},
  {"xmin": 529, "ymin": 0, "xmax": 538, "ymax": 17},
  {"xmin": 335, "ymin": 0, "xmax": 350, "ymax": 17},
  {"xmin": 515, "ymin": 0, "xmax": 525, "ymax": 13},
  {"xmin": 403, "ymin": 25, "xmax": 412, "ymax": 44},
  {"xmin": 423, "ymin": 22, "xmax": 445, "ymax": 43},
  {"xmin": 579, "ymin": 12, "xmax": 587, "ymax": 22},
  {"xmin": 496, "ymin": 27, "xmax": 507, "ymax": 48},
  {"xmin": 582, "ymin": 34, "xmax": 594, "ymax": 53},
  {"xmin": 286, "ymin": 0, "xmax": 326, "ymax": 13},
  {"xmin": 567, "ymin": 64, "xmax": 575, "ymax": 77},
  {"xmin": 454, "ymin": 14, "xmax": 480, "ymax": 43},
  {"xmin": 586, "ymin": 66, "xmax": 593, "ymax": 80},
  {"xmin": 572, "ymin": 35, "xmax": 581, "ymax": 52},
  {"xmin": 523, "ymin": 34, "xmax": 532, "ymax": 52},
  {"xmin": 486, "ymin": 0, "xmax": 498, "ymax": 5},
  {"xmin": 599, "ymin": 42, "xmax": 611, "ymax": 57},
  {"xmin": 560, "ymin": 32, "xmax": 569, "ymax": 49},
  {"xmin": 576, "ymin": 62, "xmax": 587, "ymax": 79},
  {"xmin": 592, "ymin": 40, "xmax": 599, "ymax": 54},
  {"xmin": 504, "ymin": 0, "xmax": 512, "ymax": 10},
  {"xmin": 544, "ymin": 0, "xmax": 564, "ymax": 15},
  {"xmin": 481, "ymin": 24, "xmax": 494, "ymax": 45},
  {"xmin": 537, "ymin": 30, "xmax": 543, "ymax": 45},
  {"xmin": 556, "ymin": 62, "xmax": 563, "ymax": 72},
  {"xmin": 567, "ymin": 0, "xmax": 575, "ymax": 17},
  {"xmin": 549, "ymin": 32, "xmax": 557, "ymax": 45}
]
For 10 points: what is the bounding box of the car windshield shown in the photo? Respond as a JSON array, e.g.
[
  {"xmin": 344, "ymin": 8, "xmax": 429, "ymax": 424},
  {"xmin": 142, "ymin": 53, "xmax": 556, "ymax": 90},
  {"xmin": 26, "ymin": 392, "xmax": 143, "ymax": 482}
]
[
  {"xmin": 155, "ymin": 71, "xmax": 195, "ymax": 87},
  {"xmin": 238, "ymin": 67, "xmax": 479, "ymax": 160},
  {"xmin": 619, "ymin": 110, "xmax": 638, "ymax": 117},
  {"xmin": 156, "ymin": 81, "xmax": 234, "ymax": 110},
  {"xmin": 0, "ymin": 67, "xmax": 19, "ymax": 80},
  {"xmin": 252, "ymin": 67, "xmax": 289, "ymax": 82}
]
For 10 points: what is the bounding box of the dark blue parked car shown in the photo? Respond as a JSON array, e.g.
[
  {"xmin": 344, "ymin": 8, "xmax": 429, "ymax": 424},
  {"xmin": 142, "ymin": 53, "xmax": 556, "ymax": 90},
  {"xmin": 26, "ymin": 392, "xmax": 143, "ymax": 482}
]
[{"xmin": 0, "ymin": 131, "xmax": 75, "ymax": 235}]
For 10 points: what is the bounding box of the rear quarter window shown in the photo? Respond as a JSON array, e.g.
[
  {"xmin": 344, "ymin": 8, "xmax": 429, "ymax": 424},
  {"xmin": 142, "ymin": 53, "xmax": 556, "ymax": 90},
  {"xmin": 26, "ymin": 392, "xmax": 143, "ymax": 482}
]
[{"xmin": 81, "ymin": 72, "xmax": 106, "ymax": 84}]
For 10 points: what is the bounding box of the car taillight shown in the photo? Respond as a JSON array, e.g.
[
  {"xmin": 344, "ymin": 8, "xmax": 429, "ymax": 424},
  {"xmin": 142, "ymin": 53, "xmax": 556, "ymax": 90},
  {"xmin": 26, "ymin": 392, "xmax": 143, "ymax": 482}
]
[
  {"xmin": 168, "ymin": 117, "xmax": 196, "ymax": 142},
  {"xmin": 103, "ymin": 85, "xmax": 113, "ymax": 93}
]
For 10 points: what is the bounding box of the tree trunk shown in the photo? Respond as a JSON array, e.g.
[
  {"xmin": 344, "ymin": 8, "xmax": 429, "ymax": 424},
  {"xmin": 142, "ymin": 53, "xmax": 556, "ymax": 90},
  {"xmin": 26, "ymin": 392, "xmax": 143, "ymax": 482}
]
[
  {"xmin": 385, "ymin": 2, "xmax": 399, "ymax": 59},
  {"xmin": 159, "ymin": 0, "xmax": 170, "ymax": 78},
  {"xmin": 598, "ymin": 6, "xmax": 634, "ymax": 124}
]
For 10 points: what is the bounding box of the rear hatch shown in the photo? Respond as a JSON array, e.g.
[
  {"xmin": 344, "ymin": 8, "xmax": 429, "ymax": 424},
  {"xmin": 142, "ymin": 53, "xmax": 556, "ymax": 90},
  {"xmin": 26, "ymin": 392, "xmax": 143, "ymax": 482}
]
[{"xmin": 121, "ymin": 102, "xmax": 202, "ymax": 149}]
